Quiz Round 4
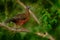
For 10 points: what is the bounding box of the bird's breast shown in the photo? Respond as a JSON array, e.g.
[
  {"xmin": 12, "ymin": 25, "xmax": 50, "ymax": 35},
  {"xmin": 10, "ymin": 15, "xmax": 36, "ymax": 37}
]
[{"xmin": 15, "ymin": 17, "xmax": 29, "ymax": 25}]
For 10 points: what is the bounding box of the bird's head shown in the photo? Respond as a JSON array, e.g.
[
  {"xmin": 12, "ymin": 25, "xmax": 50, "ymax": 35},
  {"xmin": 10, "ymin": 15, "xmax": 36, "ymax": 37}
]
[{"xmin": 26, "ymin": 6, "xmax": 30, "ymax": 9}]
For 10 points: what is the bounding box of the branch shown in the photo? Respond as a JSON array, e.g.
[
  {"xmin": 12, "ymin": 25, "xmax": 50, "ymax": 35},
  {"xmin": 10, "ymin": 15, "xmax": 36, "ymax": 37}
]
[
  {"xmin": 0, "ymin": 22, "xmax": 29, "ymax": 32},
  {"xmin": 0, "ymin": 22, "xmax": 55, "ymax": 40},
  {"xmin": 16, "ymin": 0, "xmax": 40, "ymax": 25},
  {"xmin": 36, "ymin": 32, "xmax": 55, "ymax": 40},
  {"xmin": 47, "ymin": 0, "xmax": 60, "ymax": 10}
]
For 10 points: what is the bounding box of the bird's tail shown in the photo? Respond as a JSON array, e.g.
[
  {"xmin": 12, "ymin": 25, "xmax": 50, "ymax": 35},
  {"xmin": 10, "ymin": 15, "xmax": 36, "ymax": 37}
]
[{"xmin": 4, "ymin": 18, "xmax": 13, "ymax": 24}]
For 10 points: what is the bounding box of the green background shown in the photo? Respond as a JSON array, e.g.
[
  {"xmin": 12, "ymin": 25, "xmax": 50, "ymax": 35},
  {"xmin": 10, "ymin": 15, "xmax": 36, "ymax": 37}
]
[{"xmin": 0, "ymin": 0, "xmax": 60, "ymax": 40}]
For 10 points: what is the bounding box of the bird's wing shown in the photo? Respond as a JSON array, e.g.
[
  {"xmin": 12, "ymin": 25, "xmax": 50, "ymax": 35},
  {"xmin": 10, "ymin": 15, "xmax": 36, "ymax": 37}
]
[{"xmin": 13, "ymin": 14, "xmax": 27, "ymax": 20}]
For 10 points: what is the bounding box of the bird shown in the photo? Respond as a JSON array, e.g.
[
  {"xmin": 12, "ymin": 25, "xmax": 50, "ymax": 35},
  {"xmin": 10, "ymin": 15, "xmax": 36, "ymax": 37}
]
[{"xmin": 5, "ymin": 6, "xmax": 30, "ymax": 30}]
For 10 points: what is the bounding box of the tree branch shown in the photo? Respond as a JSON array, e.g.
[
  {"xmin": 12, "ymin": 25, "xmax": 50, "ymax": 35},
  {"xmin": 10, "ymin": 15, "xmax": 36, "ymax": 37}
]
[
  {"xmin": 36, "ymin": 32, "xmax": 55, "ymax": 40},
  {"xmin": 0, "ymin": 22, "xmax": 55, "ymax": 40},
  {"xmin": 47, "ymin": 0, "xmax": 60, "ymax": 10},
  {"xmin": 0, "ymin": 22, "xmax": 29, "ymax": 32}
]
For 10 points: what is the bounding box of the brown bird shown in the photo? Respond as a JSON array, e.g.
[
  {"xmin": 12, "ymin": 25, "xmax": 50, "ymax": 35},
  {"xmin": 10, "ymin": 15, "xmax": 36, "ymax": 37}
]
[{"xmin": 5, "ymin": 6, "xmax": 30, "ymax": 30}]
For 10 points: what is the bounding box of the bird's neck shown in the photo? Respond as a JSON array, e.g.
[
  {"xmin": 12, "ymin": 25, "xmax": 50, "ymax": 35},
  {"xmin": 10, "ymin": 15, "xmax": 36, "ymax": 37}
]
[{"xmin": 25, "ymin": 8, "xmax": 30, "ymax": 17}]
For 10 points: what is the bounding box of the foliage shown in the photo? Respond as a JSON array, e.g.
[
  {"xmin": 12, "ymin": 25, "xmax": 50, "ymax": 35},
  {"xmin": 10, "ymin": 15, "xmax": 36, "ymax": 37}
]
[{"xmin": 0, "ymin": 0, "xmax": 60, "ymax": 40}]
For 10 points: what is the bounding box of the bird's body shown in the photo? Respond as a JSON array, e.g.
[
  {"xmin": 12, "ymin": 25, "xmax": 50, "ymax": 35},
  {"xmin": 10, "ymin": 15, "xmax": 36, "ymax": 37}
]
[
  {"xmin": 5, "ymin": 6, "xmax": 30, "ymax": 27},
  {"xmin": 11, "ymin": 13, "xmax": 29, "ymax": 25}
]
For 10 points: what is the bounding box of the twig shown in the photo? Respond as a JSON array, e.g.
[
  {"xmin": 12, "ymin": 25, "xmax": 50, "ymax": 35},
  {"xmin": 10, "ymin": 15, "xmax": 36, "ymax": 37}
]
[
  {"xmin": 0, "ymin": 22, "xmax": 29, "ymax": 32},
  {"xmin": 5, "ymin": 0, "xmax": 8, "ymax": 19},
  {"xmin": 16, "ymin": 0, "xmax": 40, "ymax": 25},
  {"xmin": 47, "ymin": 0, "xmax": 60, "ymax": 10},
  {"xmin": 36, "ymin": 32, "xmax": 55, "ymax": 40}
]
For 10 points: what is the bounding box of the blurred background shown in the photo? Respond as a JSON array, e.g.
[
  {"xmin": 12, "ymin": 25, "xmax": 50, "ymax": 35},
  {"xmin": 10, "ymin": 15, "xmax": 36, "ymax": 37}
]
[{"xmin": 0, "ymin": 0, "xmax": 60, "ymax": 40}]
